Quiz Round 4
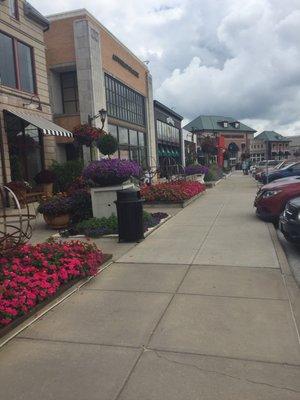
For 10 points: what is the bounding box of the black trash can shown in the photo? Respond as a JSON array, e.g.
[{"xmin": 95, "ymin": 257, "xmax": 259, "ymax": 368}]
[{"xmin": 115, "ymin": 188, "xmax": 144, "ymax": 242}]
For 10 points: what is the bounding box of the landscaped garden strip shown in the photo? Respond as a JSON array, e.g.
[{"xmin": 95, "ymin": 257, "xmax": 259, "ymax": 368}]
[
  {"xmin": 141, "ymin": 180, "xmax": 205, "ymax": 203},
  {"xmin": 0, "ymin": 240, "xmax": 104, "ymax": 328}
]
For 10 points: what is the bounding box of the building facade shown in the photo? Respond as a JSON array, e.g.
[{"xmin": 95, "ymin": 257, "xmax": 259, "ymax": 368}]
[
  {"xmin": 154, "ymin": 100, "xmax": 183, "ymax": 169},
  {"xmin": 0, "ymin": 0, "xmax": 72, "ymax": 186},
  {"xmin": 45, "ymin": 9, "xmax": 156, "ymax": 169},
  {"xmin": 250, "ymin": 131, "xmax": 291, "ymax": 162},
  {"xmin": 287, "ymin": 135, "xmax": 300, "ymax": 158},
  {"xmin": 184, "ymin": 115, "xmax": 256, "ymax": 166}
]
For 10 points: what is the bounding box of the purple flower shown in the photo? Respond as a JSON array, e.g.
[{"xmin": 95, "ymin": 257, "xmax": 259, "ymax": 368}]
[
  {"xmin": 184, "ymin": 165, "xmax": 209, "ymax": 176},
  {"xmin": 83, "ymin": 159, "xmax": 142, "ymax": 187}
]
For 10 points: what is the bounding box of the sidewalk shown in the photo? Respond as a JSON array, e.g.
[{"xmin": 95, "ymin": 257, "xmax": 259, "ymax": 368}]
[{"xmin": 1, "ymin": 172, "xmax": 300, "ymax": 399}]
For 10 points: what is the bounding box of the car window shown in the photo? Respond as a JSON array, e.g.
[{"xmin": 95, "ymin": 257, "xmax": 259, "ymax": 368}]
[{"xmin": 291, "ymin": 164, "xmax": 300, "ymax": 172}]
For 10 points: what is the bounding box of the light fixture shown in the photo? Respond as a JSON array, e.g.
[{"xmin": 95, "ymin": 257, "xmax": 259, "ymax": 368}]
[
  {"xmin": 23, "ymin": 95, "xmax": 42, "ymax": 111},
  {"xmin": 88, "ymin": 108, "xmax": 107, "ymax": 129}
]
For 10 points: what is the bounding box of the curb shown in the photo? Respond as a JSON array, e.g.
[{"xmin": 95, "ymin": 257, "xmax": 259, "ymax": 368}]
[
  {"xmin": 267, "ymin": 223, "xmax": 292, "ymax": 276},
  {"xmin": 0, "ymin": 258, "xmax": 114, "ymax": 349}
]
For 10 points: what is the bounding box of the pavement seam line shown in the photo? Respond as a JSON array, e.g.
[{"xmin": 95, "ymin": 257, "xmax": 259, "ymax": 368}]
[
  {"xmin": 150, "ymin": 350, "xmax": 300, "ymax": 394},
  {"xmin": 190, "ymin": 201, "xmax": 227, "ymax": 265},
  {"xmin": 0, "ymin": 260, "xmax": 114, "ymax": 349}
]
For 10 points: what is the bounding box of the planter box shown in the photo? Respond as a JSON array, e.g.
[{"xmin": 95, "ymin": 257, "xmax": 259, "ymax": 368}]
[
  {"xmin": 91, "ymin": 183, "xmax": 134, "ymax": 218},
  {"xmin": 186, "ymin": 174, "xmax": 205, "ymax": 184},
  {"xmin": 144, "ymin": 191, "xmax": 205, "ymax": 208}
]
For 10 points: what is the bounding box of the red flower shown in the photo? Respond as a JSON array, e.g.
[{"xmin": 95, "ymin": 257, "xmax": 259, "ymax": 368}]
[
  {"xmin": 0, "ymin": 240, "xmax": 103, "ymax": 328},
  {"xmin": 141, "ymin": 180, "xmax": 205, "ymax": 203}
]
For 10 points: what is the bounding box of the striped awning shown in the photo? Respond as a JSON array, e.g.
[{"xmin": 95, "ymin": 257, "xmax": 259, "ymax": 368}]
[{"xmin": 4, "ymin": 108, "xmax": 73, "ymax": 138}]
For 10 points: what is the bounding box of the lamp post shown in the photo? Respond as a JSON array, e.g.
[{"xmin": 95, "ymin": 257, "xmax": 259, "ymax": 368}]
[{"xmin": 87, "ymin": 109, "xmax": 107, "ymax": 160}]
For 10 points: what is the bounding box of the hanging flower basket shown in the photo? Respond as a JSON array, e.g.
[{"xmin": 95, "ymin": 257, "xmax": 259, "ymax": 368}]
[{"xmin": 73, "ymin": 124, "xmax": 105, "ymax": 147}]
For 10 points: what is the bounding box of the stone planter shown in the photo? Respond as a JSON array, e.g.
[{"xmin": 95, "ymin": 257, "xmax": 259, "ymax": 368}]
[
  {"xmin": 44, "ymin": 213, "xmax": 70, "ymax": 229},
  {"xmin": 42, "ymin": 183, "xmax": 53, "ymax": 196},
  {"xmin": 186, "ymin": 174, "xmax": 205, "ymax": 184},
  {"xmin": 91, "ymin": 183, "xmax": 134, "ymax": 218}
]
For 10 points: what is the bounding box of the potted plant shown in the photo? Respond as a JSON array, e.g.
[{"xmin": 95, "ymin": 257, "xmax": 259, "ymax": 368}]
[
  {"xmin": 82, "ymin": 159, "xmax": 142, "ymax": 187},
  {"xmin": 184, "ymin": 165, "xmax": 209, "ymax": 183},
  {"xmin": 97, "ymin": 134, "xmax": 118, "ymax": 158},
  {"xmin": 37, "ymin": 195, "xmax": 73, "ymax": 229},
  {"xmin": 34, "ymin": 169, "xmax": 56, "ymax": 196},
  {"xmin": 73, "ymin": 124, "xmax": 104, "ymax": 147}
]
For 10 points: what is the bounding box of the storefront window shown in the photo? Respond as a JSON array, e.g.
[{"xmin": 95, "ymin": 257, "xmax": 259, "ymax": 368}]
[
  {"xmin": 138, "ymin": 131, "xmax": 145, "ymax": 146},
  {"xmin": 6, "ymin": 113, "xmax": 44, "ymax": 183},
  {"xmin": 119, "ymin": 127, "xmax": 129, "ymax": 144},
  {"xmin": 108, "ymin": 124, "xmax": 118, "ymax": 139},
  {"xmin": 129, "ymin": 130, "xmax": 138, "ymax": 146},
  {"xmin": 119, "ymin": 147, "xmax": 129, "ymax": 160}
]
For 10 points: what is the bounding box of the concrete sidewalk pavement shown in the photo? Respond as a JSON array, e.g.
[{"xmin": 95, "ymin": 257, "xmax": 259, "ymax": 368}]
[{"xmin": 0, "ymin": 172, "xmax": 300, "ymax": 399}]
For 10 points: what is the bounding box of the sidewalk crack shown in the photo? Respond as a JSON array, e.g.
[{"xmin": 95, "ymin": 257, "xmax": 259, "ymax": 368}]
[{"xmin": 151, "ymin": 350, "xmax": 300, "ymax": 394}]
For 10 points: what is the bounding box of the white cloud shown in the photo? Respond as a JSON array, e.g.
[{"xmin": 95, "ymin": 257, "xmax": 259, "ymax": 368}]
[{"xmin": 30, "ymin": 0, "xmax": 300, "ymax": 134}]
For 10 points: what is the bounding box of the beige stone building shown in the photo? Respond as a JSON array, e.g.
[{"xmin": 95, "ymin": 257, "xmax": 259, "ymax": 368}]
[
  {"xmin": 0, "ymin": 0, "xmax": 73, "ymax": 186},
  {"xmin": 45, "ymin": 9, "xmax": 157, "ymax": 168}
]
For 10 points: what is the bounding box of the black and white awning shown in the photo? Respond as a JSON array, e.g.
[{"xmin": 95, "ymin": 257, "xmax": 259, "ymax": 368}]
[{"xmin": 4, "ymin": 108, "xmax": 73, "ymax": 138}]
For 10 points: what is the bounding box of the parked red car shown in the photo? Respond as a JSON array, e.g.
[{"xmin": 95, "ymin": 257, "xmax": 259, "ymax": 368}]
[{"xmin": 254, "ymin": 176, "xmax": 300, "ymax": 221}]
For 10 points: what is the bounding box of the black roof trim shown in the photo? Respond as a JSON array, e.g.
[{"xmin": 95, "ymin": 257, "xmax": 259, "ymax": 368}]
[
  {"xmin": 153, "ymin": 100, "xmax": 183, "ymax": 121},
  {"xmin": 24, "ymin": 2, "xmax": 49, "ymax": 31}
]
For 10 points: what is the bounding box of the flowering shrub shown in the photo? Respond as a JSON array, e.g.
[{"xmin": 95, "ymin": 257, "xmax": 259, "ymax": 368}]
[
  {"xmin": 83, "ymin": 159, "xmax": 142, "ymax": 187},
  {"xmin": 0, "ymin": 240, "xmax": 103, "ymax": 327},
  {"xmin": 37, "ymin": 195, "xmax": 73, "ymax": 217},
  {"xmin": 141, "ymin": 180, "xmax": 205, "ymax": 203},
  {"xmin": 73, "ymin": 124, "xmax": 105, "ymax": 147},
  {"xmin": 184, "ymin": 165, "xmax": 209, "ymax": 176},
  {"xmin": 34, "ymin": 169, "xmax": 57, "ymax": 184}
]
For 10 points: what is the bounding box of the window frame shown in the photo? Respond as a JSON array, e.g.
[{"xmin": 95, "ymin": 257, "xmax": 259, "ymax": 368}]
[
  {"xmin": 9, "ymin": 0, "xmax": 19, "ymax": 20},
  {"xmin": 0, "ymin": 30, "xmax": 36, "ymax": 94},
  {"xmin": 60, "ymin": 71, "xmax": 79, "ymax": 115}
]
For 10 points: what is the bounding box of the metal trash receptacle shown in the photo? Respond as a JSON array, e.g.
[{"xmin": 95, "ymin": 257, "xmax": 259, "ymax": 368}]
[{"xmin": 115, "ymin": 188, "xmax": 144, "ymax": 242}]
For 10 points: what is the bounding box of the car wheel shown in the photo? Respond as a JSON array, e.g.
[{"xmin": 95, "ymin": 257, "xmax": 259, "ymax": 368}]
[{"xmin": 283, "ymin": 231, "xmax": 300, "ymax": 244}]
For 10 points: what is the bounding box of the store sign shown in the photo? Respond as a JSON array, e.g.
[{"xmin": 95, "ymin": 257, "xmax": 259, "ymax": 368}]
[
  {"xmin": 112, "ymin": 54, "xmax": 139, "ymax": 78},
  {"xmin": 167, "ymin": 116, "xmax": 175, "ymax": 126}
]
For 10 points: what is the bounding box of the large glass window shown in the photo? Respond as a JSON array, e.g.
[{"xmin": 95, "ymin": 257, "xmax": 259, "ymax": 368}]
[
  {"xmin": 0, "ymin": 32, "xmax": 16, "ymax": 88},
  {"xmin": 105, "ymin": 74, "xmax": 145, "ymax": 126},
  {"xmin": 0, "ymin": 32, "xmax": 35, "ymax": 93},
  {"xmin": 107, "ymin": 124, "xmax": 147, "ymax": 167},
  {"xmin": 6, "ymin": 113, "xmax": 44, "ymax": 183},
  {"xmin": 156, "ymin": 119, "xmax": 180, "ymax": 144},
  {"xmin": 18, "ymin": 42, "xmax": 34, "ymax": 92},
  {"xmin": 61, "ymin": 72, "xmax": 79, "ymax": 114},
  {"xmin": 9, "ymin": 0, "xmax": 18, "ymax": 19}
]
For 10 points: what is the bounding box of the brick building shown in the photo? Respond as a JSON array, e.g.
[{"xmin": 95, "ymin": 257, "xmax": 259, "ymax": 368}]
[
  {"xmin": 0, "ymin": 0, "xmax": 72, "ymax": 186},
  {"xmin": 45, "ymin": 9, "xmax": 156, "ymax": 168},
  {"xmin": 250, "ymin": 131, "xmax": 291, "ymax": 162},
  {"xmin": 184, "ymin": 115, "xmax": 256, "ymax": 166}
]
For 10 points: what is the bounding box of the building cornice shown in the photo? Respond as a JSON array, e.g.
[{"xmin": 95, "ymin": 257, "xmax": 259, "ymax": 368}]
[{"xmin": 46, "ymin": 9, "xmax": 149, "ymax": 72}]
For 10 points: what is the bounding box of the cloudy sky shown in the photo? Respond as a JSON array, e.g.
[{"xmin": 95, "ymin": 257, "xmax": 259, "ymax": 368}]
[{"xmin": 31, "ymin": 0, "xmax": 300, "ymax": 135}]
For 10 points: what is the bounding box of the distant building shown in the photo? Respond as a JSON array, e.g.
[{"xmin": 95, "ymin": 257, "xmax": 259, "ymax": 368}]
[
  {"xmin": 286, "ymin": 135, "xmax": 300, "ymax": 158},
  {"xmin": 184, "ymin": 115, "xmax": 256, "ymax": 166},
  {"xmin": 154, "ymin": 100, "xmax": 183, "ymax": 169},
  {"xmin": 250, "ymin": 131, "xmax": 291, "ymax": 162}
]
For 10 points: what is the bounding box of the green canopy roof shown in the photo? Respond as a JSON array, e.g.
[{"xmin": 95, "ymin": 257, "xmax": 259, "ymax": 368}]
[
  {"xmin": 254, "ymin": 131, "xmax": 291, "ymax": 142},
  {"xmin": 184, "ymin": 115, "xmax": 256, "ymax": 133}
]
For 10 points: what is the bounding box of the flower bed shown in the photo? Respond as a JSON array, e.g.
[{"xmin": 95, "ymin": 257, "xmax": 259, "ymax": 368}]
[
  {"xmin": 141, "ymin": 180, "xmax": 205, "ymax": 203},
  {"xmin": 61, "ymin": 211, "xmax": 169, "ymax": 238},
  {"xmin": 82, "ymin": 159, "xmax": 142, "ymax": 187},
  {"xmin": 0, "ymin": 240, "xmax": 104, "ymax": 328}
]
